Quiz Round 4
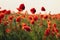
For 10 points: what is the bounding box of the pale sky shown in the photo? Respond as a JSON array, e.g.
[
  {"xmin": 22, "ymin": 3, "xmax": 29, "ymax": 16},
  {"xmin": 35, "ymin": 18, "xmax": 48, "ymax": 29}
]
[{"xmin": 0, "ymin": 0, "xmax": 60, "ymax": 14}]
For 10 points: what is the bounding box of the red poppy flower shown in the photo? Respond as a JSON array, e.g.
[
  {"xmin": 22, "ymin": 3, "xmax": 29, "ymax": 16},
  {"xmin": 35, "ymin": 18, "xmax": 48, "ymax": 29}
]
[
  {"xmin": 30, "ymin": 8, "xmax": 36, "ymax": 14},
  {"xmin": 53, "ymin": 23, "xmax": 57, "ymax": 28},
  {"xmin": 52, "ymin": 28, "xmax": 55, "ymax": 32},
  {"xmin": 17, "ymin": 4, "xmax": 25, "ymax": 11},
  {"xmin": 22, "ymin": 26, "xmax": 31, "ymax": 32},
  {"xmin": 28, "ymin": 15, "xmax": 33, "ymax": 20},
  {"xmin": 5, "ymin": 10, "xmax": 11, "ymax": 14},
  {"xmin": 0, "ymin": 13, "xmax": 4, "ymax": 20},
  {"xmin": 0, "ymin": 9, "xmax": 6, "ymax": 13},
  {"xmin": 16, "ymin": 16, "xmax": 21, "ymax": 22},
  {"xmin": 44, "ymin": 15, "xmax": 48, "ymax": 19},
  {"xmin": 8, "ymin": 16, "xmax": 14, "ymax": 21},
  {"xmin": 5, "ymin": 28, "xmax": 11, "ymax": 33},
  {"xmin": 55, "ymin": 28, "xmax": 59, "ymax": 33},
  {"xmin": 40, "ymin": 14, "xmax": 44, "ymax": 19},
  {"xmin": 30, "ymin": 20, "xmax": 34, "ymax": 24},
  {"xmin": 4, "ymin": 21, "xmax": 8, "ymax": 26},
  {"xmin": 44, "ymin": 28, "xmax": 50, "ymax": 36},
  {"xmin": 41, "ymin": 7, "xmax": 46, "ymax": 11},
  {"xmin": 33, "ymin": 15, "xmax": 38, "ymax": 21}
]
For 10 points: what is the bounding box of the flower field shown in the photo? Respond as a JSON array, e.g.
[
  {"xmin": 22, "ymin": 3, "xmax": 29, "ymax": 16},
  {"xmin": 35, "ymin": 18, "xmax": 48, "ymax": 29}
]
[{"xmin": 0, "ymin": 4, "xmax": 60, "ymax": 40}]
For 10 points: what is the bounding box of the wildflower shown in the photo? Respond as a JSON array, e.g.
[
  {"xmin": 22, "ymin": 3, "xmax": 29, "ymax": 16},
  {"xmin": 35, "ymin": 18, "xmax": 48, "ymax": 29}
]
[
  {"xmin": 40, "ymin": 14, "xmax": 44, "ymax": 19},
  {"xmin": 51, "ymin": 27, "xmax": 55, "ymax": 36},
  {"xmin": 4, "ymin": 21, "xmax": 8, "ymax": 26},
  {"xmin": 22, "ymin": 26, "xmax": 31, "ymax": 32},
  {"xmin": 5, "ymin": 10, "xmax": 11, "ymax": 14},
  {"xmin": 16, "ymin": 16, "xmax": 21, "ymax": 22},
  {"xmin": 33, "ymin": 15, "xmax": 38, "ymax": 21},
  {"xmin": 41, "ymin": 7, "xmax": 46, "ymax": 11},
  {"xmin": 54, "ymin": 28, "xmax": 59, "ymax": 33},
  {"xmin": 17, "ymin": 4, "xmax": 25, "ymax": 11},
  {"xmin": 52, "ymin": 28, "xmax": 55, "ymax": 32},
  {"xmin": 30, "ymin": 20, "xmax": 34, "ymax": 24},
  {"xmin": 0, "ymin": 9, "xmax": 6, "ymax": 13},
  {"xmin": 5, "ymin": 28, "xmax": 11, "ymax": 33},
  {"xmin": 8, "ymin": 15, "xmax": 14, "ymax": 21},
  {"xmin": 0, "ymin": 13, "xmax": 4, "ymax": 20},
  {"xmin": 28, "ymin": 15, "xmax": 33, "ymax": 20},
  {"xmin": 44, "ymin": 28, "xmax": 50, "ymax": 36},
  {"xmin": 53, "ymin": 23, "xmax": 57, "ymax": 28},
  {"xmin": 44, "ymin": 15, "xmax": 48, "ymax": 19},
  {"xmin": 30, "ymin": 8, "xmax": 36, "ymax": 14}
]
